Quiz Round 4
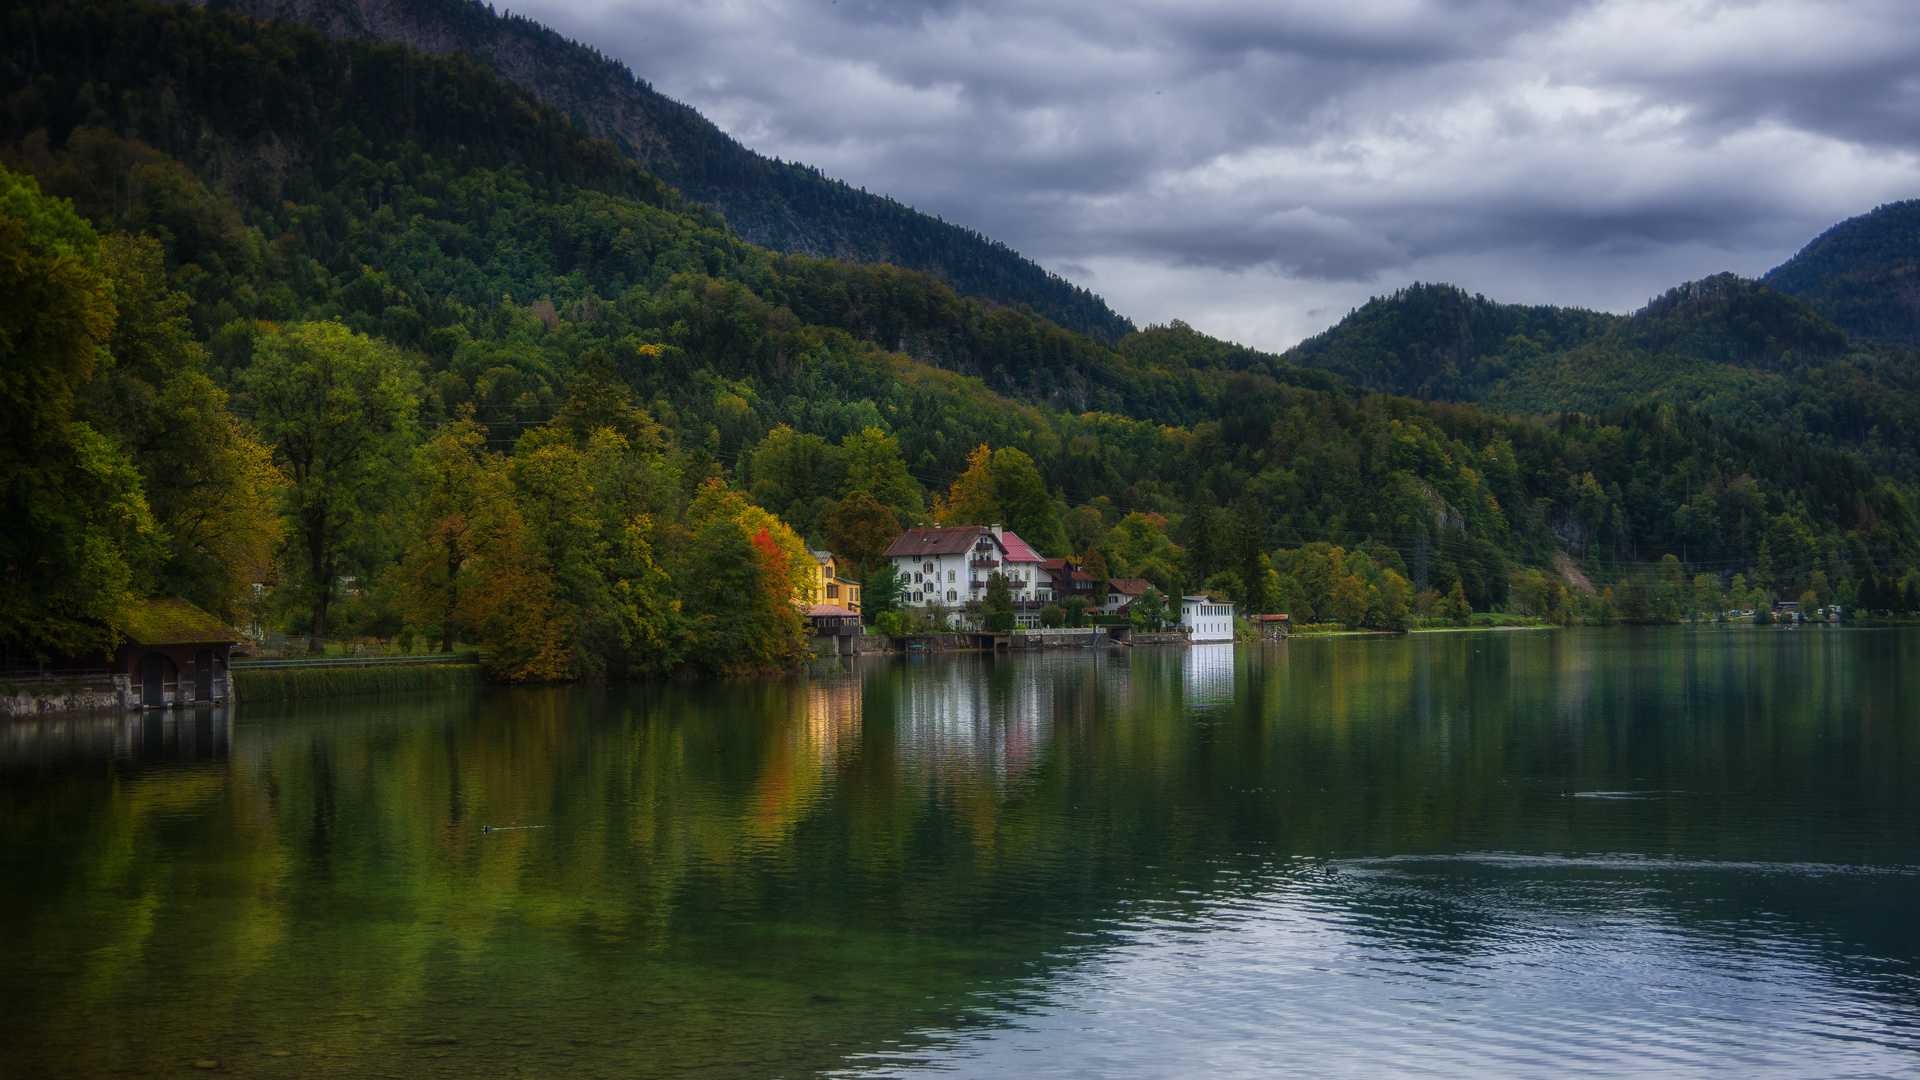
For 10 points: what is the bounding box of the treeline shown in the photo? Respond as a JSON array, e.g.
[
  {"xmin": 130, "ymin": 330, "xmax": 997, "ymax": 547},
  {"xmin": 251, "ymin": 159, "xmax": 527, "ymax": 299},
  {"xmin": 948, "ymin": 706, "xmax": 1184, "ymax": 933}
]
[
  {"xmin": 1, "ymin": 166, "xmax": 822, "ymax": 674},
  {"xmin": 5, "ymin": 0, "xmax": 1920, "ymax": 675}
]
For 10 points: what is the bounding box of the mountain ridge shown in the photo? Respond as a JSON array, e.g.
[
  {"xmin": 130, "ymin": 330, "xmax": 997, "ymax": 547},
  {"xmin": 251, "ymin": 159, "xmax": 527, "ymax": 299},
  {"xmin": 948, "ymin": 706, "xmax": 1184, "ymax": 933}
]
[
  {"xmin": 1762, "ymin": 199, "xmax": 1920, "ymax": 348},
  {"xmin": 184, "ymin": 0, "xmax": 1138, "ymax": 343}
]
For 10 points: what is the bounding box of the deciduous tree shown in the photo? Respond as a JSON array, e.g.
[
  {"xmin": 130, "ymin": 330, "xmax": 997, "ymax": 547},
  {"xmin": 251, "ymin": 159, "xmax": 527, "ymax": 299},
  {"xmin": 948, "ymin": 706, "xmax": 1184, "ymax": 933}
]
[{"xmin": 248, "ymin": 321, "xmax": 420, "ymax": 642}]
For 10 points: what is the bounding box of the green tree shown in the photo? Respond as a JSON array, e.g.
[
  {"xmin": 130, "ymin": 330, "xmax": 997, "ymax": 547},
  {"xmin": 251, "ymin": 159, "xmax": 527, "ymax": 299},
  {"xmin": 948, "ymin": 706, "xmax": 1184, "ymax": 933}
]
[
  {"xmin": 1083, "ymin": 547, "xmax": 1111, "ymax": 607},
  {"xmin": 92, "ymin": 233, "xmax": 284, "ymax": 621},
  {"xmin": 1063, "ymin": 596, "xmax": 1089, "ymax": 628},
  {"xmin": 840, "ymin": 426, "xmax": 924, "ymax": 524},
  {"xmin": 248, "ymin": 321, "xmax": 421, "ymax": 641},
  {"xmin": 1130, "ymin": 587, "xmax": 1169, "ymax": 631},
  {"xmin": 743, "ymin": 424, "xmax": 837, "ymax": 534},
  {"xmin": 1369, "ymin": 570, "xmax": 1412, "ymax": 631},
  {"xmin": 1182, "ymin": 486, "xmax": 1222, "ymax": 582},
  {"xmin": 862, "ymin": 561, "xmax": 904, "ymax": 622},
  {"xmin": 824, "ymin": 489, "xmax": 900, "ymax": 579},
  {"xmin": 1443, "ymin": 580, "xmax": 1471, "ymax": 625},
  {"xmin": 989, "ymin": 447, "xmax": 1068, "ymax": 556},
  {"xmin": 983, "ymin": 572, "xmax": 1015, "ymax": 631},
  {"xmin": 0, "ymin": 166, "xmax": 158, "ymax": 657}
]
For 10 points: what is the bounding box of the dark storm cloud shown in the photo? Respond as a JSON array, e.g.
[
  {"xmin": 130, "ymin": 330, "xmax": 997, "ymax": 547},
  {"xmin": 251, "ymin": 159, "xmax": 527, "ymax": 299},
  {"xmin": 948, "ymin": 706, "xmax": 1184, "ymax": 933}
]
[{"xmin": 519, "ymin": 0, "xmax": 1920, "ymax": 347}]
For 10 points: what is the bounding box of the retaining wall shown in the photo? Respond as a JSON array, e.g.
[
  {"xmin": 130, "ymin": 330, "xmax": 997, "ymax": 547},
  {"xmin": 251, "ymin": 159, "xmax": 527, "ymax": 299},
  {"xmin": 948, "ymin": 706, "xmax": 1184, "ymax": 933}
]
[
  {"xmin": 231, "ymin": 663, "xmax": 483, "ymax": 702},
  {"xmin": 1, "ymin": 674, "xmax": 135, "ymax": 718}
]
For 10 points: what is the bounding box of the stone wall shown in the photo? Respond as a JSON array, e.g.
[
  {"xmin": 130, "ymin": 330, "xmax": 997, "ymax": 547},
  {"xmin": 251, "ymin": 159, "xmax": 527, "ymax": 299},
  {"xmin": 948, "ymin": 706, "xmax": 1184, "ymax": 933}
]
[{"xmin": 0, "ymin": 674, "xmax": 135, "ymax": 718}]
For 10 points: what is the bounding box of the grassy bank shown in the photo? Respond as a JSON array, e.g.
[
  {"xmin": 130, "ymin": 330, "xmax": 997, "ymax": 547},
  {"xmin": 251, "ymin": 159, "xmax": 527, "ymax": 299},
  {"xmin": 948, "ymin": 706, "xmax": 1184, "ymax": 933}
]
[{"xmin": 233, "ymin": 663, "xmax": 484, "ymax": 702}]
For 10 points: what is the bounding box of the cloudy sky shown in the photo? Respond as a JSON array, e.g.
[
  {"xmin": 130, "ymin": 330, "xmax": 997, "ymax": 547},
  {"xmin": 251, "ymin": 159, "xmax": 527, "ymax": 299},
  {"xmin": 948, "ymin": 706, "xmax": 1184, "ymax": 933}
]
[{"xmin": 519, "ymin": 0, "xmax": 1920, "ymax": 350}]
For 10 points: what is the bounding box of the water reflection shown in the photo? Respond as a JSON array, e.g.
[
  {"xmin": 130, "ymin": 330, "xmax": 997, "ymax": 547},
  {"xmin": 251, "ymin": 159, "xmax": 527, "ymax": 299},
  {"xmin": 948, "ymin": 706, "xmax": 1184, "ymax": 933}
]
[{"xmin": 1, "ymin": 629, "xmax": 1918, "ymax": 1078}]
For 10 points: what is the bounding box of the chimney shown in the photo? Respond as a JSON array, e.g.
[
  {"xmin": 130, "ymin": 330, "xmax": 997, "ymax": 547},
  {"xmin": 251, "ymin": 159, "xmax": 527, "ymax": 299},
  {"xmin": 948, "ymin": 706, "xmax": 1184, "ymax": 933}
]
[{"xmin": 988, "ymin": 523, "xmax": 1002, "ymax": 537}]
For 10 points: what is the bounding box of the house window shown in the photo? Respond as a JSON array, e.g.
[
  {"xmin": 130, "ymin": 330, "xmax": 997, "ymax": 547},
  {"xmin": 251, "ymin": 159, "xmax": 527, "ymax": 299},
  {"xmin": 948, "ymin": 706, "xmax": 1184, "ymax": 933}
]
[
  {"xmin": 947, "ymin": 570, "xmax": 956, "ymax": 582},
  {"xmin": 924, "ymin": 563, "xmax": 933, "ymax": 574},
  {"xmin": 947, "ymin": 589, "xmax": 957, "ymax": 601},
  {"xmin": 827, "ymin": 585, "xmax": 838, "ymax": 598}
]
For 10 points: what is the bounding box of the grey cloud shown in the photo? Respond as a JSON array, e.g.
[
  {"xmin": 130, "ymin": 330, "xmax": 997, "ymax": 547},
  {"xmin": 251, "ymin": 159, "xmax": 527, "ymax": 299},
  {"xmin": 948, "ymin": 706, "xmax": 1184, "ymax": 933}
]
[{"xmin": 525, "ymin": 0, "xmax": 1920, "ymax": 347}]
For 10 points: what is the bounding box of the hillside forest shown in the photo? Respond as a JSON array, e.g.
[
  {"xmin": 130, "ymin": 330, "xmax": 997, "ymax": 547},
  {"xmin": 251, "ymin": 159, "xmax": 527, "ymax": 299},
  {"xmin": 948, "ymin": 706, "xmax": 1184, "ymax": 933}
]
[{"xmin": 5, "ymin": 0, "xmax": 1920, "ymax": 678}]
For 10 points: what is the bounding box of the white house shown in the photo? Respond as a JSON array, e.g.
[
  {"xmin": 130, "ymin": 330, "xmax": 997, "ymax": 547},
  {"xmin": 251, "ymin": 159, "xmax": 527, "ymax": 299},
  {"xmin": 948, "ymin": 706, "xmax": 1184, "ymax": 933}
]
[
  {"xmin": 1181, "ymin": 596, "xmax": 1236, "ymax": 643},
  {"xmin": 883, "ymin": 524, "xmax": 1046, "ymax": 627}
]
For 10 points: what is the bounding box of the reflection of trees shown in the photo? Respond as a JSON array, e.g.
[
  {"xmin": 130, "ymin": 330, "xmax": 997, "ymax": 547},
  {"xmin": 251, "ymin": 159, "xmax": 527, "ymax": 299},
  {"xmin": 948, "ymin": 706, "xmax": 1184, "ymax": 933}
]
[{"xmin": 2, "ymin": 629, "xmax": 1919, "ymax": 1076}]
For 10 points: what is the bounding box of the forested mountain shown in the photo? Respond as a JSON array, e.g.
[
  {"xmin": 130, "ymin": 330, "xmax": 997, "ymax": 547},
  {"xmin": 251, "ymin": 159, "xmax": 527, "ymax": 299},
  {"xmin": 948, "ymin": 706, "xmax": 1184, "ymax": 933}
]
[
  {"xmin": 1763, "ymin": 200, "xmax": 1920, "ymax": 348},
  {"xmin": 1281, "ymin": 278, "xmax": 1920, "ymax": 485},
  {"xmin": 178, "ymin": 0, "xmax": 1135, "ymax": 343},
  {"xmin": 4, "ymin": 0, "xmax": 1918, "ymax": 676}
]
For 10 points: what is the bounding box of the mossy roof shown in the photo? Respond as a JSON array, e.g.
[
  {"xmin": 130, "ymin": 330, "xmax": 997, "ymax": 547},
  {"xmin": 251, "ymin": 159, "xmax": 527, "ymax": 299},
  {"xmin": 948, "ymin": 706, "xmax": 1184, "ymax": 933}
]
[{"xmin": 120, "ymin": 597, "xmax": 242, "ymax": 645}]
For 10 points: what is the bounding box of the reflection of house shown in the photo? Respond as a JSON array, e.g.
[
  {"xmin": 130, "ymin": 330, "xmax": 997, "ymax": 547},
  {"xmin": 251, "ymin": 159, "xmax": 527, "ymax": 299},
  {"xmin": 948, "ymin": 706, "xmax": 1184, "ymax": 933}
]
[
  {"xmin": 1181, "ymin": 596, "xmax": 1236, "ymax": 643},
  {"xmin": 109, "ymin": 598, "xmax": 243, "ymax": 708},
  {"xmin": 807, "ymin": 549, "xmax": 862, "ymax": 614},
  {"xmin": 884, "ymin": 524, "xmax": 1046, "ymax": 627}
]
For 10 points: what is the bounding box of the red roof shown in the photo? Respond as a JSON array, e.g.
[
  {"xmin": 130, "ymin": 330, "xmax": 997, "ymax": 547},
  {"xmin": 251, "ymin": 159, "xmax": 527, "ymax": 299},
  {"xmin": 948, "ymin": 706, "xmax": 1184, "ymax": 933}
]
[
  {"xmin": 1038, "ymin": 557, "xmax": 1071, "ymax": 572},
  {"xmin": 1107, "ymin": 578, "xmax": 1156, "ymax": 596},
  {"xmin": 883, "ymin": 526, "xmax": 998, "ymax": 558},
  {"xmin": 997, "ymin": 530, "xmax": 1043, "ymax": 563},
  {"xmin": 806, "ymin": 604, "xmax": 860, "ymax": 618}
]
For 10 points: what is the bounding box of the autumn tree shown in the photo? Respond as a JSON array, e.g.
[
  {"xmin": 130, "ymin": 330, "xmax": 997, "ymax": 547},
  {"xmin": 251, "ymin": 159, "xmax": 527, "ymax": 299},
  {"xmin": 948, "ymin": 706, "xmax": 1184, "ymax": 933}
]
[
  {"xmin": 932, "ymin": 443, "xmax": 1068, "ymax": 555},
  {"xmin": 1331, "ymin": 572, "xmax": 1370, "ymax": 629},
  {"xmin": 399, "ymin": 410, "xmax": 492, "ymax": 653}
]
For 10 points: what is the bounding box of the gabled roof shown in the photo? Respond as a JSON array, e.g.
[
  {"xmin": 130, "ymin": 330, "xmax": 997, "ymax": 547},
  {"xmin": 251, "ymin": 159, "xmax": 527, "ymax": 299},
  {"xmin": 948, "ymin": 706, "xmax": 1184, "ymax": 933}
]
[
  {"xmin": 808, "ymin": 548, "xmax": 835, "ymax": 567},
  {"xmin": 120, "ymin": 597, "xmax": 242, "ymax": 646},
  {"xmin": 1108, "ymin": 577, "xmax": 1156, "ymax": 595},
  {"xmin": 1038, "ymin": 557, "xmax": 1073, "ymax": 572},
  {"xmin": 997, "ymin": 530, "xmax": 1044, "ymax": 563},
  {"xmin": 884, "ymin": 526, "xmax": 999, "ymax": 558}
]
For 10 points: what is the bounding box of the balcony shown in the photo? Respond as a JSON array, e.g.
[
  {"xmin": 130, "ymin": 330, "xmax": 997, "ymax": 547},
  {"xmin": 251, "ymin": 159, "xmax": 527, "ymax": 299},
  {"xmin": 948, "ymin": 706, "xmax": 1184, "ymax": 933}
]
[{"xmin": 970, "ymin": 558, "xmax": 999, "ymax": 569}]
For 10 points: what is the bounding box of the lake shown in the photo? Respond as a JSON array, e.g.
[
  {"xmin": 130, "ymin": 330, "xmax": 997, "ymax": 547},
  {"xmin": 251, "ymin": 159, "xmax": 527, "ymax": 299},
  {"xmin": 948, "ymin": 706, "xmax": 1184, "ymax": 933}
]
[{"xmin": 4, "ymin": 627, "xmax": 1919, "ymax": 1078}]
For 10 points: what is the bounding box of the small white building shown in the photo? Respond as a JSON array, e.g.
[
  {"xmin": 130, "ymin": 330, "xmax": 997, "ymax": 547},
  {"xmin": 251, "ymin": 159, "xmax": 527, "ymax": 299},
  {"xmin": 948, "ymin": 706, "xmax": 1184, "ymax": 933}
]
[{"xmin": 1181, "ymin": 596, "xmax": 1236, "ymax": 643}]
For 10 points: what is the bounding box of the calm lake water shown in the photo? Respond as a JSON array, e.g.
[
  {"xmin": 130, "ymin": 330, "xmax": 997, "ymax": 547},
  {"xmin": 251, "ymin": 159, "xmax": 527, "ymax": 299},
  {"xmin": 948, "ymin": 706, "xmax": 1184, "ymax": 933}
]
[{"xmin": 5, "ymin": 628, "xmax": 1920, "ymax": 1078}]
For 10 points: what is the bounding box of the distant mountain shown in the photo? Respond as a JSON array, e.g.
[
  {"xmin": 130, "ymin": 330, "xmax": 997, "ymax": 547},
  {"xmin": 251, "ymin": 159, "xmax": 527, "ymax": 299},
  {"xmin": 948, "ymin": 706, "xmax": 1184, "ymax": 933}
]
[
  {"xmin": 1281, "ymin": 276, "xmax": 1920, "ymax": 485},
  {"xmin": 1763, "ymin": 200, "xmax": 1920, "ymax": 348},
  {"xmin": 183, "ymin": 0, "xmax": 1136, "ymax": 342},
  {"xmin": 1279, "ymin": 283, "xmax": 1620, "ymax": 401}
]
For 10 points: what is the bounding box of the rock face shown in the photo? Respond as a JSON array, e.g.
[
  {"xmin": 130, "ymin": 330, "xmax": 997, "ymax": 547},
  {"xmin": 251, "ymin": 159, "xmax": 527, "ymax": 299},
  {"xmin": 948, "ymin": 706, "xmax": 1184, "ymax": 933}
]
[{"xmin": 186, "ymin": 0, "xmax": 1135, "ymax": 342}]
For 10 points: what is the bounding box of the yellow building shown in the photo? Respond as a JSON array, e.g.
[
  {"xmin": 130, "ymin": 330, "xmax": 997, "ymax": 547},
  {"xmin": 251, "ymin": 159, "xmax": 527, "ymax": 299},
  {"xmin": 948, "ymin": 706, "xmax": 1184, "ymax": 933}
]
[{"xmin": 808, "ymin": 549, "xmax": 862, "ymax": 614}]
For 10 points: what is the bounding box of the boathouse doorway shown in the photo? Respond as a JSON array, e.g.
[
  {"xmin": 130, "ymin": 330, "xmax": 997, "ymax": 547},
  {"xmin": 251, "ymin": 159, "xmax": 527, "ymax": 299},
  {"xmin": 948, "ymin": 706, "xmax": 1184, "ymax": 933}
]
[{"xmin": 140, "ymin": 652, "xmax": 177, "ymax": 708}]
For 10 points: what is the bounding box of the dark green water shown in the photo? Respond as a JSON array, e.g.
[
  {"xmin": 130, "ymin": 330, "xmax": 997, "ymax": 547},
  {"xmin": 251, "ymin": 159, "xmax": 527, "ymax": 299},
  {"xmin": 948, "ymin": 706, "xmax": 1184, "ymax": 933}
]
[{"xmin": 4, "ymin": 627, "xmax": 1920, "ymax": 1078}]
